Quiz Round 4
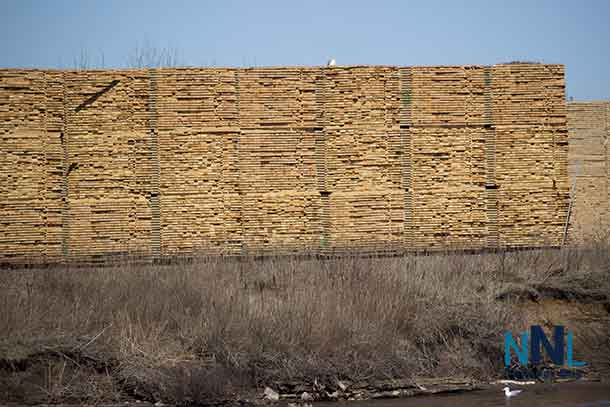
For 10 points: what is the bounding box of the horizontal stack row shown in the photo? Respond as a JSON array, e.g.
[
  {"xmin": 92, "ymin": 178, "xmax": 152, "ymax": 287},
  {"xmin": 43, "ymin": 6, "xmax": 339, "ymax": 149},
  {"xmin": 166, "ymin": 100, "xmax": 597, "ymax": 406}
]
[
  {"xmin": 567, "ymin": 101, "xmax": 610, "ymax": 240},
  {"xmin": 0, "ymin": 64, "xmax": 570, "ymax": 263}
]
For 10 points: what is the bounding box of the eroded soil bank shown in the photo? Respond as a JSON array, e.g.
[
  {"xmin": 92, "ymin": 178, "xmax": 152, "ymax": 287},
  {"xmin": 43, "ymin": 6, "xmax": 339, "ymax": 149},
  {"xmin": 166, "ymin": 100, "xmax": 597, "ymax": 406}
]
[{"xmin": 1, "ymin": 245, "xmax": 609, "ymax": 405}]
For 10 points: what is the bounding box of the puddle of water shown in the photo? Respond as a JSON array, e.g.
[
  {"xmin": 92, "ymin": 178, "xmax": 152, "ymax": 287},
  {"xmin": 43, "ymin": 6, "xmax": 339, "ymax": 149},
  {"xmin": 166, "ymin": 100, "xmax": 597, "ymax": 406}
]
[{"xmin": 322, "ymin": 382, "xmax": 610, "ymax": 407}]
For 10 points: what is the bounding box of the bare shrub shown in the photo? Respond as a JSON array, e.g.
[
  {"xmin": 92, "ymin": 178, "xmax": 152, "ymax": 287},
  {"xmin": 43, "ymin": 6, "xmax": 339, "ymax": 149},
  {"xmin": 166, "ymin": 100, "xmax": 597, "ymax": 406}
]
[{"xmin": 1, "ymin": 240, "xmax": 609, "ymax": 403}]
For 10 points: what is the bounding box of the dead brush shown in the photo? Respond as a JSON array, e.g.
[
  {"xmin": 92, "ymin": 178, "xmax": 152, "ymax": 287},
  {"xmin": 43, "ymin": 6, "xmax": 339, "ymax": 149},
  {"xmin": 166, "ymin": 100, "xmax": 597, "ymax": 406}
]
[{"xmin": 1, "ymin": 241, "xmax": 609, "ymax": 404}]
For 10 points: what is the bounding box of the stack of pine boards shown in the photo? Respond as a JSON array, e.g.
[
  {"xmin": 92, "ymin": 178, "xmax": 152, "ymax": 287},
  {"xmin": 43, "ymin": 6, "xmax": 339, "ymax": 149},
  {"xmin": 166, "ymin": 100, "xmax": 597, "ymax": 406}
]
[
  {"xmin": 322, "ymin": 67, "xmax": 403, "ymax": 253},
  {"xmin": 62, "ymin": 70, "xmax": 153, "ymax": 259},
  {"xmin": 237, "ymin": 68, "xmax": 321, "ymax": 254},
  {"xmin": 567, "ymin": 101, "xmax": 610, "ymax": 240},
  {"xmin": 402, "ymin": 65, "xmax": 567, "ymax": 250},
  {"xmin": 155, "ymin": 69, "xmax": 242, "ymax": 255},
  {"xmin": 492, "ymin": 65, "xmax": 568, "ymax": 248},
  {"xmin": 0, "ymin": 64, "xmax": 569, "ymax": 263},
  {"xmin": 0, "ymin": 70, "xmax": 61, "ymax": 261}
]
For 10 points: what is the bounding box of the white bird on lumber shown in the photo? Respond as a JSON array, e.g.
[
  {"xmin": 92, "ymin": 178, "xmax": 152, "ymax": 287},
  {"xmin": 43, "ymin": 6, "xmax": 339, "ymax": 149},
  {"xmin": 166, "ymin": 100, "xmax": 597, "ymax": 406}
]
[
  {"xmin": 327, "ymin": 58, "xmax": 336, "ymax": 67},
  {"xmin": 503, "ymin": 386, "xmax": 523, "ymax": 398}
]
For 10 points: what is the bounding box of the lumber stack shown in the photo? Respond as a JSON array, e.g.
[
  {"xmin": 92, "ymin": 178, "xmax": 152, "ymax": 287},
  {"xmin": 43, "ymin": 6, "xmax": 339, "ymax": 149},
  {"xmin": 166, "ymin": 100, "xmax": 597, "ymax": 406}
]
[
  {"xmin": 322, "ymin": 67, "xmax": 403, "ymax": 253},
  {"xmin": 0, "ymin": 70, "xmax": 53, "ymax": 261},
  {"xmin": 155, "ymin": 68, "xmax": 242, "ymax": 255},
  {"xmin": 0, "ymin": 64, "xmax": 570, "ymax": 263},
  {"xmin": 492, "ymin": 64, "xmax": 568, "ymax": 248},
  {"xmin": 567, "ymin": 101, "xmax": 610, "ymax": 240},
  {"xmin": 408, "ymin": 66, "xmax": 489, "ymax": 250},
  {"xmin": 61, "ymin": 70, "xmax": 153, "ymax": 260},
  {"xmin": 237, "ymin": 68, "xmax": 321, "ymax": 254}
]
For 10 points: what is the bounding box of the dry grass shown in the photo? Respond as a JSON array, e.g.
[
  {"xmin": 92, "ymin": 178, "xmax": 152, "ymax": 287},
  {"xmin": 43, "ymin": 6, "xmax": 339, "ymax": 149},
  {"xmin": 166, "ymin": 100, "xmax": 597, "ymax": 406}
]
[{"xmin": 0, "ymin": 242, "xmax": 609, "ymax": 404}]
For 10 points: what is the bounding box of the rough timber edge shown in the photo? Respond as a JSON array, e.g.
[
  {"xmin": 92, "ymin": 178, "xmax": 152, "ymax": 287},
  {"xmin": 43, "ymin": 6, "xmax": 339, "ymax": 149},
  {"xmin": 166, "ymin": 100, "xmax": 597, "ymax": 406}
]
[{"xmin": 0, "ymin": 63, "xmax": 565, "ymax": 73}]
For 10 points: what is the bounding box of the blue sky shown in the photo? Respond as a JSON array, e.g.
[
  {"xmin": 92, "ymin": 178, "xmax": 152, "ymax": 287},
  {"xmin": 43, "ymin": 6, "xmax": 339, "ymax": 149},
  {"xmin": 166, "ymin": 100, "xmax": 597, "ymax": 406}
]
[{"xmin": 1, "ymin": 0, "xmax": 609, "ymax": 100}]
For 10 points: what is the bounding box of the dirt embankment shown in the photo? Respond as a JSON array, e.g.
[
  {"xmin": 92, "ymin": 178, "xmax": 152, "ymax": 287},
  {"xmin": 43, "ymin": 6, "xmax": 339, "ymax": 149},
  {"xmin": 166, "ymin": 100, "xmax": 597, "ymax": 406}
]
[{"xmin": 1, "ymin": 244, "xmax": 609, "ymax": 405}]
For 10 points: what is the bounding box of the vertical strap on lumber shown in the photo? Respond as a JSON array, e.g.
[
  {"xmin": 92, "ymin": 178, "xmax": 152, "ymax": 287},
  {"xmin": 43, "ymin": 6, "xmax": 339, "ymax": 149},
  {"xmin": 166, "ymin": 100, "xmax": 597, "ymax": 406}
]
[
  {"xmin": 147, "ymin": 69, "xmax": 161, "ymax": 259},
  {"xmin": 484, "ymin": 67, "xmax": 499, "ymax": 249},
  {"xmin": 60, "ymin": 72, "xmax": 70, "ymax": 261},
  {"xmin": 41, "ymin": 71, "xmax": 48, "ymax": 261},
  {"xmin": 399, "ymin": 67, "xmax": 413, "ymax": 250},
  {"xmin": 126, "ymin": 73, "xmax": 137, "ymax": 257},
  {"xmin": 316, "ymin": 70, "xmax": 330, "ymax": 253},
  {"xmin": 606, "ymin": 102, "xmax": 610, "ymax": 230},
  {"xmin": 235, "ymin": 69, "xmax": 245, "ymax": 255}
]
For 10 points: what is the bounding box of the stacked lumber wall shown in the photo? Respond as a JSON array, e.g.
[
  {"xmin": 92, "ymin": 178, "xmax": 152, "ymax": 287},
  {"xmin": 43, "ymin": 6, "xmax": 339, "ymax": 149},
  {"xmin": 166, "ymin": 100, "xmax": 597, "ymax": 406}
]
[
  {"xmin": 567, "ymin": 101, "xmax": 610, "ymax": 240},
  {"xmin": 0, "ymin": 64, "xmax": 568, "ymax": 263}
]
